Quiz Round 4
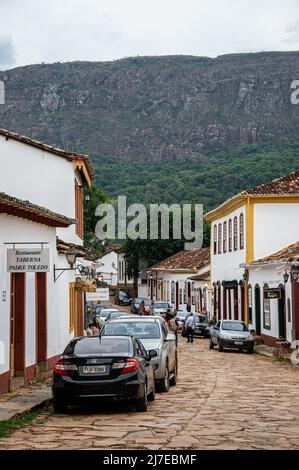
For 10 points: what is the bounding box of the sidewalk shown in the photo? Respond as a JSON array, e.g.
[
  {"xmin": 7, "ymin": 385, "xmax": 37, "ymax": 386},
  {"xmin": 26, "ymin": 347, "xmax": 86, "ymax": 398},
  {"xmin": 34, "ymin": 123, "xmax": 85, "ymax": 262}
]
[{"xmin": 0, "ymin": 383, "xmax": 52, "ymax": 423}]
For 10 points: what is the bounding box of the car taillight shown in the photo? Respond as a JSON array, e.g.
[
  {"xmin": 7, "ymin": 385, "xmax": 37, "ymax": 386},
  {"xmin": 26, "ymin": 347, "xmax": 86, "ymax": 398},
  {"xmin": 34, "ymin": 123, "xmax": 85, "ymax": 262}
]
[
  {"xmin": 54, "ymin": 360, "xmax": 77, "ymax": 376},
  {"xmin": 111, "ymin": 358, "xmax": 138, "ymax": 375}
]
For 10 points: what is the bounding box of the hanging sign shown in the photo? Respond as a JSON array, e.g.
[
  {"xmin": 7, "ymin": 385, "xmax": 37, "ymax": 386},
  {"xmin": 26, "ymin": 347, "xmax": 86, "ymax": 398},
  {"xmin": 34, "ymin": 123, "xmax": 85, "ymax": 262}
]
[
  {"xmin": 264, "ymin": 288, "xmax": 282, "ymax": 300},
  {"xmin": 7, "ymin": 248, "xmax": 50, "ymax": 273},
  {"xmin": 86, "ymin": 288, "xmax": 109, "ymax": 302}
]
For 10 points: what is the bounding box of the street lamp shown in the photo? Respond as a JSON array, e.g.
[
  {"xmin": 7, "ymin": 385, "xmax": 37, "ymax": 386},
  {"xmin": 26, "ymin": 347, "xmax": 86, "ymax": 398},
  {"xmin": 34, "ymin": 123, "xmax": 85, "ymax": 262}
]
[{"xmin": 54, "ymin": 248, "xmax": 77, "ymax": 282}]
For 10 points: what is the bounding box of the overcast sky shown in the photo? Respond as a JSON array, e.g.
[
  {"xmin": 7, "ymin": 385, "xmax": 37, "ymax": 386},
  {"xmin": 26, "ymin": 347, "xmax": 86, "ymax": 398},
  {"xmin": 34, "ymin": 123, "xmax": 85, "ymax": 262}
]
[{"xmin": 0, "ymin": 0, "xmax": 299, "ymax": 69}]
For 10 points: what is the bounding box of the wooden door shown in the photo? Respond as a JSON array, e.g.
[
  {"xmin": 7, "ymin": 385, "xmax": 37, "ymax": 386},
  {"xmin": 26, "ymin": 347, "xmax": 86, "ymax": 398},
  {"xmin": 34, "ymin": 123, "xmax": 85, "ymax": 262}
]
[{"xmin": 10, "ymin": 273, "xmax": 26, "ymax": 377}]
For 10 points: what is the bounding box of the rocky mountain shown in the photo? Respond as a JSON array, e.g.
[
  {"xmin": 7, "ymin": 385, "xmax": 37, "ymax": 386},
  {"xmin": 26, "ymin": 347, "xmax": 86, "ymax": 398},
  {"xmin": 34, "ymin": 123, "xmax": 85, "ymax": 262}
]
[{"xmin": 1, "ymin": 52, "xmax": 299, "ymax": 163}]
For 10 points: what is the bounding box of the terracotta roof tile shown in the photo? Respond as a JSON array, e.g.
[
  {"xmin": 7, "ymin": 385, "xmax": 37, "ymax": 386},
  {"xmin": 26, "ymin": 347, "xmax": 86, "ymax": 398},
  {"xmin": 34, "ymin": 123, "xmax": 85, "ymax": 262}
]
[
  {"xmin": 0, "ymin": 192, "xmax": 76, "ymax": 228},
  {"xmin": 241, "ymin": 170, "xmax": 299, "ymax": 196},
  {"xmin": 250, "ymin": 241, "xmax": 299, "ymax": 265},
  {"xmin": 0, "ymin": 127, "xmax": 93, "ymax": 182},
  {"xmin": 150, "ymin": 248, "xmax": 210, "ymax": 271}
]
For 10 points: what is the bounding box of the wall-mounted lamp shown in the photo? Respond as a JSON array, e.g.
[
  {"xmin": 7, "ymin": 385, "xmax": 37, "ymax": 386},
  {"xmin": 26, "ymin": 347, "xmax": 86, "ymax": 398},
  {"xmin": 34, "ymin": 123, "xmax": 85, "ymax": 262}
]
[
  {"xmin": 242, "ymin": 271, "xmax": 248, "ymax": 282},
  {"xmin": 283, "ymin": 271, "xmax": 290, "ymax": 283},
  {"xmin": 54, "ymin": 248, "xmax": 77, "ymax": 282}
]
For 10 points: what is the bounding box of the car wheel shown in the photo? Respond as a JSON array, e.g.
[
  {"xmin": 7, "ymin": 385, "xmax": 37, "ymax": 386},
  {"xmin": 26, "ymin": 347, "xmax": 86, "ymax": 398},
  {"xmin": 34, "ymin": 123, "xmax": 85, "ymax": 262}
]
[
  {"xmin": 147, "ymin": 383, "xmax": 156, "ymax": 402},
  {"xmin": 170, "ymin": 356, "xmax": 178, "ymax": 386},
  {"xmin": 158, "ymin": 365, "xmax": 170, "ymax": 393},
  {"xmin": 53, "ymin": 399, "xmax": 68, "ymax": 413},
  {"xmin": 135, "ymin": 383, "xmax": 148, "ymax": 412},
  {"xmin": 209, "ymin": 338, "xmax": 214, "ymax": 349},
  {"xmin": 218, "ymin": 340, "xmax": 224, "ymax": 352}
]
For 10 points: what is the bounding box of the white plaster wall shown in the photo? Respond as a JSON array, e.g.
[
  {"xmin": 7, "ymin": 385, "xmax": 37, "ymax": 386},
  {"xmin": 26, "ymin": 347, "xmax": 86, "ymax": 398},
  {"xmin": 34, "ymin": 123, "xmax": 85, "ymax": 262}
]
[
  {"xmin": 211, "ymin": 205, "xmax": 246, "ymax": 283},
  {"xmin": 0, "ymin": 214, "xmax": 75, "ymax": 375},
  {"xmin": 0, "ymin": 214, "xmax": 56, "ymax": 373},
  {"xmin": 26, "ymin": 273, "xmax": 36, "ymax": 367},
  {"xmin": 0, "ymin": 135, "xmax": 77, "ymax": 245},
  {"xmin": 97, "ymin": 252, "xmax": 118, "ymax": 286},
  {"xmin": 254, "ymin": 203, "xmax": 299, "ymax": 260}
]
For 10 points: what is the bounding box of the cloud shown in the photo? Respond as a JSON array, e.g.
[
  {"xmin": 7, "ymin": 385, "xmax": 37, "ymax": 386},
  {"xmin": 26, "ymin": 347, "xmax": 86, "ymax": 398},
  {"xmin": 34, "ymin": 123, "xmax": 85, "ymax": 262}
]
[{"xmin": 0, "ymin": 35, "xmax": 16, "ymax": 67}]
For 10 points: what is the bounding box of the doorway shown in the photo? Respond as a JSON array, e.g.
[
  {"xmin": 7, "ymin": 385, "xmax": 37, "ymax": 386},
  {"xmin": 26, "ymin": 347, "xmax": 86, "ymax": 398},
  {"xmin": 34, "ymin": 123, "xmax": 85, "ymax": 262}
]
[
  {"xmin": 254, "ymin": 285, "xmax": 261, "ymax": 335},
  {"xmin": 278, "ymin": 285, "xmax": 286, "ymax": 339},
  {"xmin": 10, "ymin": 273, "xmax": 26, "ymax": 377},
  {"xmin": 36, "ymin": 273, "xmax": 47, "ymax": 363}
]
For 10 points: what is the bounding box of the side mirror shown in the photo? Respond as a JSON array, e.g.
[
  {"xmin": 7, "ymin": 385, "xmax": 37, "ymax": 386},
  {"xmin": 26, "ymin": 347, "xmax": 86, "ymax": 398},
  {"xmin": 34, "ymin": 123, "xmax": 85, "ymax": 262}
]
[
  {"xmin": 148, "ymin": 349, "xmax": 158, "ymax": 359},
  {"xmin": 165, "ymin": 333, "xmax": 176, "ymax": 342}
]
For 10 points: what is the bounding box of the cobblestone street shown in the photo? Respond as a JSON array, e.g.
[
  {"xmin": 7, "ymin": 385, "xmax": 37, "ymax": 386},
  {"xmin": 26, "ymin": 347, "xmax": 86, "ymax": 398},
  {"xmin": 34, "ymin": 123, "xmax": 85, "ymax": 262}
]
[{"xmin": 1, "ymin": 338, "xmax": 299, "ymax": 450}]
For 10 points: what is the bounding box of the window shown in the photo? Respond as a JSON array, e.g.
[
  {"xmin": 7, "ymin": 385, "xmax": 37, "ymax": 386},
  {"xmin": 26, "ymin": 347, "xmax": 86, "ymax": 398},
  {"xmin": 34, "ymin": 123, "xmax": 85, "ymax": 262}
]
[
  {"xmin": 239, "ymin": 213, "xmax": 244, "ymax": 250},
  {"xmin": 233, "ymin": 216, "xmax": 238, "ymax": 251},
  {"xmin": 171, "ymin": 281, "xmax": 175, "ymax": 304},
  {"xmin": 75, "ymin": 180, "xmax": 84, "ymax": 239},
  {"xmin": 248, "ymin": 285, "xmax": 253, "ymax": 323},
  {"xmin": 218, "ymin": 223, "xmax": 222, "ymax": 254},
  {"xmin": 223, "ymin": 221, "xmax": 227, "ymax": 253},
  {"xmin": 263, "ymin": 284, "xmax": 271, "ymax": 329},
  {"xmin": 228, "ymin": 219, "xmax": 232, "ymax": 252},
  {"xmin": 287, "ymin": 298, "xmax": 291, "ymax": 323},
  {"xmin": 213, "ymin": 225, "xmax": 217, "ymax": 254}
]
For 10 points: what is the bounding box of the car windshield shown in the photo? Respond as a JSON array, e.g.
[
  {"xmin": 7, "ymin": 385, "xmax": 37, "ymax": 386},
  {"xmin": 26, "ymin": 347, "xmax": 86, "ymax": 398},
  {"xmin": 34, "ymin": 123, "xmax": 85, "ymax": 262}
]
[
  {"xmin": 110, "ymin": 312, "xmax": 128, "ymax": 319},
  {"xmin": 177, "ymin": 312, "xmax": 187, "ymax": 318},
  {"xmin": 198, "ymin": 315, "xmax": 208, "ymax": 323},
  {"xmin": 65, "ymin": 337, "xmax": 130, "ymax": 355},
  {"xmin": 119, "ymin": 292, "xmax": 130, "ymax": 297},
  {"xmin": 100, "ymin": 311, "xmax": 110, "ymax": 318},
  {"xmin": 222, "ymin": 321, "xmax": 248, "ymax": 332},
  {"xmin": 103, "ymin": 322, "xmax": 161, "ymax": 339},
  {"xmin": 154, "ymin": 302, "xmax": 169, "ymax": 308}
]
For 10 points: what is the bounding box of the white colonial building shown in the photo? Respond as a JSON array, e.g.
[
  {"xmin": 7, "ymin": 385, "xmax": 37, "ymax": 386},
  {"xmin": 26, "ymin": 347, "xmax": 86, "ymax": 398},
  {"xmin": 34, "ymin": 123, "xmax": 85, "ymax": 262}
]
[
  {"xmin": 243, "ymin": 241, "xmax": 299, "ymax": 346},
  {"xmin": 206, "ymin": 170, "xmax": 299, "ymax": 345},
  {"xmin": 96, "ymin": 245, "xmax": 133, "ymax": 288},
  {"xmin": 147, "ymin": 248, "xmax": 211, "ymax": 315},
  {"xmin": 0, "ymin": 128, "xmax": 93, "ymax": 393}
]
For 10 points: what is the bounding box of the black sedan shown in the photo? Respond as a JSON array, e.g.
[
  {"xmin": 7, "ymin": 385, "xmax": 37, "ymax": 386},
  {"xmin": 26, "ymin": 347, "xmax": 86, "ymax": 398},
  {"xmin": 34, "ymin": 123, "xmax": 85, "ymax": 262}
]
[
  {"xmin": 182, "ymin": 314, "xmax": 210, "ymax": 338},
  {"xmin": 115, "ymin": 290, "xmax": 132, "ymax": 305},
  {"xmin": 52, "ymin": 335, "xmax": 157, "ymax": 413}
]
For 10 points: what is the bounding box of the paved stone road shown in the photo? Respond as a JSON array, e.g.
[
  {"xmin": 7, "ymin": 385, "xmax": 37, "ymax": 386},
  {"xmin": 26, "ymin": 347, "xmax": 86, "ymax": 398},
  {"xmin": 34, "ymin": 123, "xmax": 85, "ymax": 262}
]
[{"xmin": 1, "ymin": 338, "xmax": 299, "ymax": 450}]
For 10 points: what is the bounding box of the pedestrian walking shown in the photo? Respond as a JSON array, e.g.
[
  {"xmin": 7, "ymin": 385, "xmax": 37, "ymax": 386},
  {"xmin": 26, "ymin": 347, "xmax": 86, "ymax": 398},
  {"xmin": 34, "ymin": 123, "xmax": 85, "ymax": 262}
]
[{"xmin": 185, "ymin": 312, "xmax": 195, "ymax": 343}]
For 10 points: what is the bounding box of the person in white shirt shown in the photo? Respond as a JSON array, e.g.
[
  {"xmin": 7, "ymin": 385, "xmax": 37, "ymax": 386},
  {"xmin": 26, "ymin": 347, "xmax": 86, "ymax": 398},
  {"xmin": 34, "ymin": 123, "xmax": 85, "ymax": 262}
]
[{"xmin": 185, "ymin": 312, "xmax": 195, "ymax": 343}]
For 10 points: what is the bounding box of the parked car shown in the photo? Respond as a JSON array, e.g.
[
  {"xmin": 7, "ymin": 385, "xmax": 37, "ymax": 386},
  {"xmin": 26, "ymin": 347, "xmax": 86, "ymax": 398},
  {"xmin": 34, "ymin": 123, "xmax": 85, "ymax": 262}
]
[
  {"xmin": 209, "ymin": 320, "xmax": 255, "ymax": 353},
  {"xmin": 131, "ymin": 298, "xmax": 144, "ymax": 314},
  {"xmin": 105, "ymin": 311, "xmax": 130, "ymax": 322},
  {"xmin": 149, "ymin": 301, "xmax": 173, "ymax": 317},
  {"xmin": 98, "ymin": 308, "xmax": 119, "ymax": 323},
  {"xmin": 182, "ymin": 314, "xmax": 210, "ymax": 338},
  {"xmin": 101, "ymin": 316, "xmax": 177, "ymax": 392},
  {"xmin": 114, "ymin": 290, "xmax": 132, "ymax": 305},
  {"xmin": 143, "ymin": 299, "xmax": 152, "ymax": 315},
  {"xmin": 52, "ymin": 335, "xmax": 157, "ymax": 413},
  {"xmin": 174, "ymin": 310, "xmax": 188, "ymax": 330}
]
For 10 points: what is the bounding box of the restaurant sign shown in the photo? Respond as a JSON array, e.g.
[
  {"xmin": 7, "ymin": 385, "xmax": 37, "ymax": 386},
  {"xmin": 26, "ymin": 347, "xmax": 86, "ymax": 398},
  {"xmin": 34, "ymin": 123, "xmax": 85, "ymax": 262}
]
[
  {"xmin": 7, "ymin": 248, "xmax": 50, "ymax": 273},
  {"xmin": 86, "ymin": 288, "xmax": 109, "ymax": 302},
  {"xmin": 264, "ymin": 287, "xmax": 282, "ymax": 300}
]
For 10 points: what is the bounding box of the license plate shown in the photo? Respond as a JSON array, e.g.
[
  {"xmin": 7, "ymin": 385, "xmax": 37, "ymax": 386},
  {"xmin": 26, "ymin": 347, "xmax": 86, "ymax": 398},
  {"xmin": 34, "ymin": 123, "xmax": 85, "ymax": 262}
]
[
  {"xmin": 82, "ymin": 365, "xmax": 107, "ymax": 375},
  {"xmin": 234, "ymin": 341, "xmax": 243, "ymax": 345}
]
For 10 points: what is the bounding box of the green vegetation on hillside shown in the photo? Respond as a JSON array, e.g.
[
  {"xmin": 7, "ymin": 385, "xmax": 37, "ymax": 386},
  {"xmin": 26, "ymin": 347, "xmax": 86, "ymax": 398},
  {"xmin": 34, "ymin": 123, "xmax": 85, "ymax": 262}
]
[{"xmin": 93, "ymin": 143, "xmax": 299, "ymax": 211}]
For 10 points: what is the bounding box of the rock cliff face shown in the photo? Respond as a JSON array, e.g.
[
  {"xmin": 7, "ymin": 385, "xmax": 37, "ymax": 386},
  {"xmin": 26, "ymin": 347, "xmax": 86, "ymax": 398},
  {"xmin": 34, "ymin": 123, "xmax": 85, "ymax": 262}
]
[{"xmin": 1, "ymin": 52, "xmax": 299, "ymax": 161}]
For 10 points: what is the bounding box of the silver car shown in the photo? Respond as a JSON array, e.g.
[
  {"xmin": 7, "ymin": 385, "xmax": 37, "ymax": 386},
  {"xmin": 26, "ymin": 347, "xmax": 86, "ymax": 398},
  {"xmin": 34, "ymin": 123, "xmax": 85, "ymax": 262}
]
[
  {"xmin": 149, "ymin": 301, "xmax": 173, "ymax": 317},
  {"xmin": 209, "ymin": 320, "xmax": 255, "ymax": 353},
  {"xmin": 101, "ymin": 316, "xmax": 177, "ymax": 392}
]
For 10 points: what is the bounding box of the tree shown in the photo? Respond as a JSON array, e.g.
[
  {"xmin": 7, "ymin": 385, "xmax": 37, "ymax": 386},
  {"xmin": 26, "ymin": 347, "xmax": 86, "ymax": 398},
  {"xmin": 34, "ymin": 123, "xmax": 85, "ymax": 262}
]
[{"xmin": 83, "ymin": 185, "xmax": 109, "ymax": 257}]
